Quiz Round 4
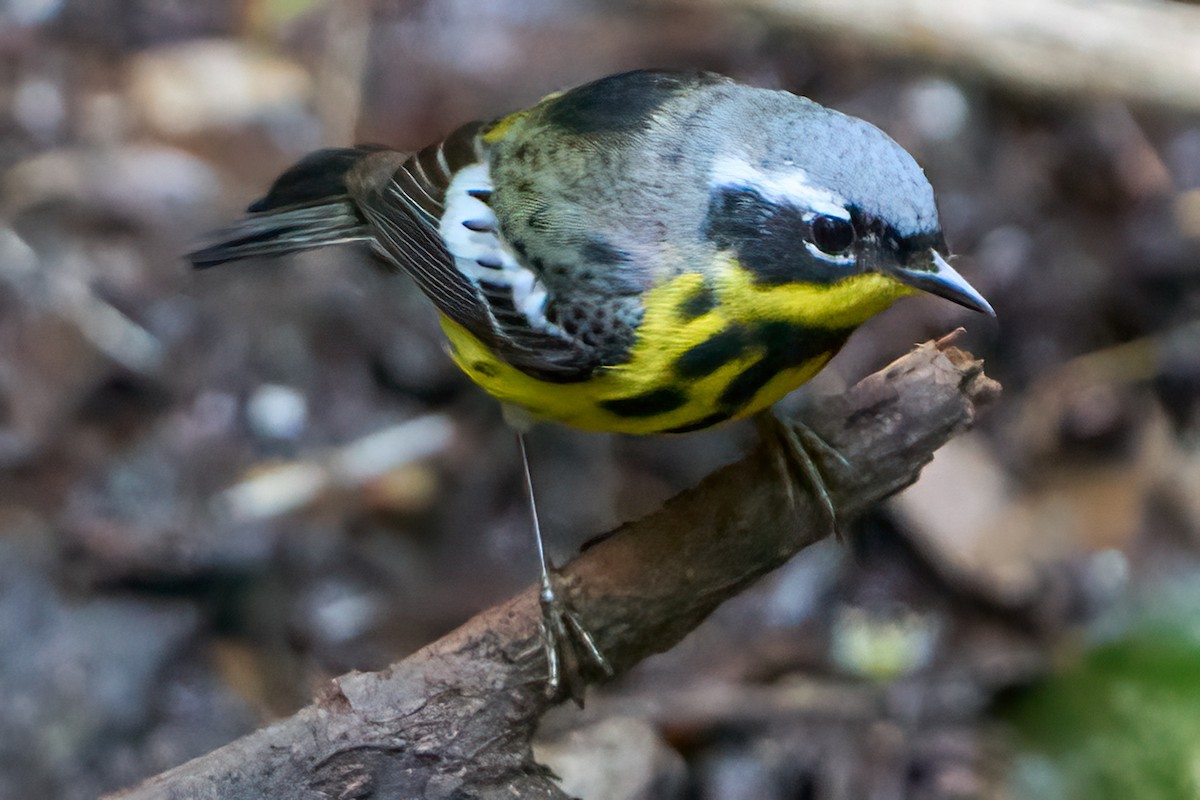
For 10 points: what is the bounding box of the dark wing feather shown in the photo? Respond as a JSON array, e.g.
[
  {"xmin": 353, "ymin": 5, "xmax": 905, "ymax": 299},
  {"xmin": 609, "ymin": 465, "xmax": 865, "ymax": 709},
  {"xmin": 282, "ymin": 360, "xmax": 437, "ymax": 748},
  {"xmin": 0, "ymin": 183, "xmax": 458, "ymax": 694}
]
[{"xmin": 353, "ymin": 123, "xmax": 601, "ymax": 382}]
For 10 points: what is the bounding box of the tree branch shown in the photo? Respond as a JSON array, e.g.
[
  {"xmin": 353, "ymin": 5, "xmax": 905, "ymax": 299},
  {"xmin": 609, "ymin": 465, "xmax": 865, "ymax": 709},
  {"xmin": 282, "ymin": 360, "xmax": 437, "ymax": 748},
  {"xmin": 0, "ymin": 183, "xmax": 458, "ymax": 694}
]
[{"xmin": 109, "ymin": 334, "xmax": 999, "ymax": 800}]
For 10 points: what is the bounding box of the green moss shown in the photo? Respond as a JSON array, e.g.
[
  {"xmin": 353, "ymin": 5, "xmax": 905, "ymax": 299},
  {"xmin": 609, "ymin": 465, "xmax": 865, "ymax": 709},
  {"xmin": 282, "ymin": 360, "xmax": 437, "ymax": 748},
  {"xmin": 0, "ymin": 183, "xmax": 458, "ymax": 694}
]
[{"xmin": 1005, "ymin": 629, "xmax": 1200, "ymax": 800}]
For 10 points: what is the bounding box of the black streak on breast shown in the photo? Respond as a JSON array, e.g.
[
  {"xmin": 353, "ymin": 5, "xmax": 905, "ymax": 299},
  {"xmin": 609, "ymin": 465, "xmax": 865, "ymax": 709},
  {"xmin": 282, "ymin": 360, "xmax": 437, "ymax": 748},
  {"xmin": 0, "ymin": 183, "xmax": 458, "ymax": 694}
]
[
  {"xmin": 600, "ymin": 387, "xmax": 688, "ymax": 417},
  {"xmin": 717, "ymin": 322, "xmax": 853, "ymax": 410},
  {"xmin": 661, "ymin": 410, "xmax": 733, "ymax": 434},
  {"xmin": 678, "ymin": 284, "xmax": 716, "ymax": 319},
  {"xmin": 674, "ymin": 326, "xmax": 749, "ymax": 379}
]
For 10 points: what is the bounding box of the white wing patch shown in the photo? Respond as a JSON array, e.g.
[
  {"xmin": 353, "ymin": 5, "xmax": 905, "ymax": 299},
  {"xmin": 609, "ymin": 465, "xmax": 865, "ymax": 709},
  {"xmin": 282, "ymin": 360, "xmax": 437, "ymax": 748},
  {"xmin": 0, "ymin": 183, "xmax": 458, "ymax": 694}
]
[
  {"xmin": 439, "ymin": 163, "xmax": 552, "ymax": 331},
  {"xmin": 710, "ymin": 155, "xmax": 852, "ymax": 221}
]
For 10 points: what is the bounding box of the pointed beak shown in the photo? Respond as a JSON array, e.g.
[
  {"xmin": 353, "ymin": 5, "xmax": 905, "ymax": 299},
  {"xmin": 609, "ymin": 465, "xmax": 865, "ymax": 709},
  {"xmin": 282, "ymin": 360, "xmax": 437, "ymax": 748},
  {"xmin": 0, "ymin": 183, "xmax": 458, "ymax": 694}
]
[{"xmin": 892, "ymin": 250, "xmax": 995, "ymax": 316}]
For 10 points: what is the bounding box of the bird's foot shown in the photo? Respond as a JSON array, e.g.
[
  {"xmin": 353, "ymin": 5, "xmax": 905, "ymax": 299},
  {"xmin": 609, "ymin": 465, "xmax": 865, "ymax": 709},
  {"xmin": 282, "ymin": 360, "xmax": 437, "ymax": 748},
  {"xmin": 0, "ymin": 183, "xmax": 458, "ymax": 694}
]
[
  {"xmin": 756, "ymin": 411, "xmax": 850, "ymax": 539},
  {"xmin": 539, "ymin": 570, "xmax": 613, "ymax": 706}
]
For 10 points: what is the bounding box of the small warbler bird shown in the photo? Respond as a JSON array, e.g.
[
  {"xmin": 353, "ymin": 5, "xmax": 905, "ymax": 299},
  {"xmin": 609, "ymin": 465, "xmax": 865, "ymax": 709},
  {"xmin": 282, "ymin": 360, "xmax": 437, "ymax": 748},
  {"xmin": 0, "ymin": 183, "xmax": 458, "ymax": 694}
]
[{"xmin": 191, "ymin": 69, "xmax": 993, "ymax": 698}]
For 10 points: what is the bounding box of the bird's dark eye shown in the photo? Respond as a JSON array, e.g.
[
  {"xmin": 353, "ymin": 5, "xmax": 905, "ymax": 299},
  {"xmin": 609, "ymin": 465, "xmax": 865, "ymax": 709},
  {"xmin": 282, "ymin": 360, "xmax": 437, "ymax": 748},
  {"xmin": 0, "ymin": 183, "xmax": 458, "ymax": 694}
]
[{"xmin": 810, "ymin": 215, "xmax": 855, "ymax": 256}]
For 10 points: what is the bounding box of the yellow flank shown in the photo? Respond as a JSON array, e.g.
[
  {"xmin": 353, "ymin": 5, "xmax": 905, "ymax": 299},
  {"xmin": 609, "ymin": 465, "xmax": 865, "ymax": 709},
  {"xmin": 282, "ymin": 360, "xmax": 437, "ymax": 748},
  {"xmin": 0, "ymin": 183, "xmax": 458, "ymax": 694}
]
[{"xmin": 440, "ymin": 257, "xmax": 915, "ymax": 434}]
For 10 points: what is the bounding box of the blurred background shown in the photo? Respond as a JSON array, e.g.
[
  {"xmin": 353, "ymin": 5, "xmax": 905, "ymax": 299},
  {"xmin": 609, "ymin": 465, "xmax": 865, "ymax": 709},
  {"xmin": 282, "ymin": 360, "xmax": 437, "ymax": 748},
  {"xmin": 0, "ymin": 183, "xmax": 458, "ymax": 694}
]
[{"xmin": 3, "ymin": 0, "xmax": 1200, "ymax": 797}]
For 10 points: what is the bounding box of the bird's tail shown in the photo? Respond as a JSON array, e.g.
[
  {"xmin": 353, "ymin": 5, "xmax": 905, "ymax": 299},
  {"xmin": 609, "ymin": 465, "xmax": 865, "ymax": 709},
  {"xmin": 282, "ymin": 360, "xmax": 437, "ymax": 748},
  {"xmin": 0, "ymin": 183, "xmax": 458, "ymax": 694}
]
[{"xmin": 188, "ymin": 146, "xmax": 383, "ymax": 269}]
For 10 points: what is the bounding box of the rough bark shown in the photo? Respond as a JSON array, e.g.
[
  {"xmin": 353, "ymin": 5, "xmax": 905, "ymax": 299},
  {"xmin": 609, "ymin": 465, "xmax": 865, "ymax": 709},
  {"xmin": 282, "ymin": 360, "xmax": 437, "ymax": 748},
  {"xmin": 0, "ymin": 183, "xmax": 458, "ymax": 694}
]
[{"xmin": 109, "ymin": 334, "xmax": 999, "ymax": 800}]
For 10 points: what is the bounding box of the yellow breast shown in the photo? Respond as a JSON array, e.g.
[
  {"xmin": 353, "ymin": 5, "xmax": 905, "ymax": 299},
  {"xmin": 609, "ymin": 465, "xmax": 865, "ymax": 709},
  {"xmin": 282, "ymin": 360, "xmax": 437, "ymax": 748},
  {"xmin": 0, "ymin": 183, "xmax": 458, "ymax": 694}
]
[{"xmin": 441, "ymin": 258, "xmax": 914, "ymax": 435}]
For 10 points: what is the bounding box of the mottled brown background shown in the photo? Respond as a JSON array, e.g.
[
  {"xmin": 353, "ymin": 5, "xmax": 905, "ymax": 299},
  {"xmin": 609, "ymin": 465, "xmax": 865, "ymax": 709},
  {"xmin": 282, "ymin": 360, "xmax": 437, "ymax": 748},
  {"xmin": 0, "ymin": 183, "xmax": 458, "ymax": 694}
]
[{"xmin": 2, "ymin": 1, "xmax": 1199, "ymax": 798}]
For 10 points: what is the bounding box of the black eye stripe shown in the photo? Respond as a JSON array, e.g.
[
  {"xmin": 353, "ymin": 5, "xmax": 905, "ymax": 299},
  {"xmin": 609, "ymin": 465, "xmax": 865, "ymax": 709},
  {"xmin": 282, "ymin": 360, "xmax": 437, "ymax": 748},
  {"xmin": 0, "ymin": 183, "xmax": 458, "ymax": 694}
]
[
  {"xmin": 703, "ymin": 186, "xmax": 947, "ymax": 282},
  {"xmin": 703, "ymin": 186, "xmax": 851, "ymax": 285}
]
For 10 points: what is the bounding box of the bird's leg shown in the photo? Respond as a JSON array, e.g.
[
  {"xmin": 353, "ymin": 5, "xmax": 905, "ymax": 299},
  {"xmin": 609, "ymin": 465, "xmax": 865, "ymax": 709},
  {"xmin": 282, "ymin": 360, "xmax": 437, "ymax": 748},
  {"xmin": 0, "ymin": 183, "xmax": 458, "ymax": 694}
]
[
  {"xmin": 516, "ymin": 431, "xmax": 613, "ymax": 704},
  {"xmin": 754, "ymin": 411, "xmax": 851, "ymax": 538}
]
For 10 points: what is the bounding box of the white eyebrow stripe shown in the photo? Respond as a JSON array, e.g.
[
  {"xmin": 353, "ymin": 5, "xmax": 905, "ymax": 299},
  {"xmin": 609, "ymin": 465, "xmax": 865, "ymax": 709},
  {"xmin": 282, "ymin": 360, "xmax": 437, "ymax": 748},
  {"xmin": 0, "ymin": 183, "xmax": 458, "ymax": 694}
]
[{"xmin": 710, "ymin": 155, "xmax": 852, "ymax": 220}]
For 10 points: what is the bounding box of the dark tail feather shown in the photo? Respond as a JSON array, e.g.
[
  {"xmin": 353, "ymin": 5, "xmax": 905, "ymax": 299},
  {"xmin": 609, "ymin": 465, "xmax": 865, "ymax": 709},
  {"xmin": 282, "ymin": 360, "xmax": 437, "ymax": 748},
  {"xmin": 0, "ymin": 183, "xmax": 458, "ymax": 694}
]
[
  {"xmin": 188, "ymin": 147, "xmax": 384, "ymax": 269},
  {"xmin": 187, "ymin": 202, "xmax": 369, "ymax": 268}
]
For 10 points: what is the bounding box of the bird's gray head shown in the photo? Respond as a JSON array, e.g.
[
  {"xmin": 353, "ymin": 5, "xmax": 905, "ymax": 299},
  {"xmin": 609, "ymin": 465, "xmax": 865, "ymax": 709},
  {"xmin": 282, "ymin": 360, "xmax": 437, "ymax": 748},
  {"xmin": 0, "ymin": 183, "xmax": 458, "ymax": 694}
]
[{"xmin": 701, "ymin": 85, "xmax": 992, "ymax": 314}]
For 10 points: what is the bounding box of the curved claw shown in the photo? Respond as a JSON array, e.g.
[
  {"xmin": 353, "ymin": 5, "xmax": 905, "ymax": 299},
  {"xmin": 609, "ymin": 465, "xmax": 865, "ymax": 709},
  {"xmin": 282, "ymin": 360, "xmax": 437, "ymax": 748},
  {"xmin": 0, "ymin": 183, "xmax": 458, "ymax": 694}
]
[
  {"xmin": 539, "ymin": 572, "xmax": 613, "ymax": 706},
  {"xmin": 755, "ymin": 411, "xmax": 849, "ymax": 539}
]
